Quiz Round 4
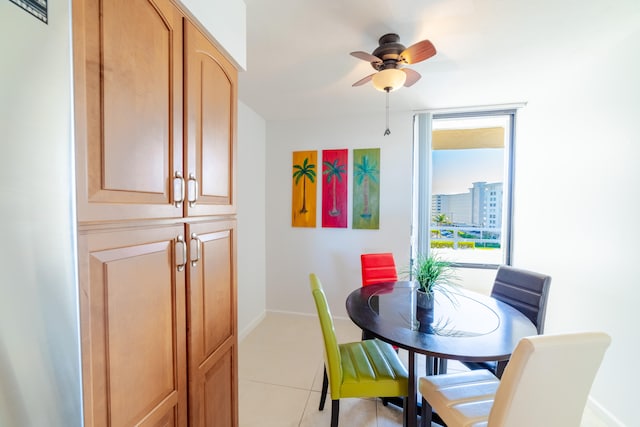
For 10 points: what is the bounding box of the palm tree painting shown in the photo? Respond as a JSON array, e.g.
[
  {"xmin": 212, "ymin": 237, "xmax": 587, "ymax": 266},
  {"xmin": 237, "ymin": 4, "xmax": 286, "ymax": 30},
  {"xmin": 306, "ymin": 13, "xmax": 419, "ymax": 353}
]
[
  {"xmin": 291, "ymin": 151, "xmax": 317, "ymax": 227},
  {"xmin": 321, "ymin": 149, "xmax": 348, "ymax": 228},
  {"xmin": 353, "ymin": 148, "xmax": 380, "ymax": 229}
]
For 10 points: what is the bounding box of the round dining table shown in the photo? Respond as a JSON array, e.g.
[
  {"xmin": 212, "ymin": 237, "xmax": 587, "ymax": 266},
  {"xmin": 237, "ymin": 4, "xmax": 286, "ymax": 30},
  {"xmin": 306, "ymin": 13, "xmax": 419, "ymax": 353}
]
[{"xmin": 345, "ymin": 281, "xmax": 537, "ymax": 427}]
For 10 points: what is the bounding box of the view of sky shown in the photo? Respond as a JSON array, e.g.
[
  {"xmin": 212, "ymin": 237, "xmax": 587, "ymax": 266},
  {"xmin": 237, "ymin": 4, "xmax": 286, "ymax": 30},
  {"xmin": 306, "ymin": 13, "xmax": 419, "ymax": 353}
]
[
  {"xmin": 432, "ymin": 148, "xmax": 504, "ymax": 195},
  {"xmin": 431, "ymin": 114, "xmax": 509, "ymax": 195}
]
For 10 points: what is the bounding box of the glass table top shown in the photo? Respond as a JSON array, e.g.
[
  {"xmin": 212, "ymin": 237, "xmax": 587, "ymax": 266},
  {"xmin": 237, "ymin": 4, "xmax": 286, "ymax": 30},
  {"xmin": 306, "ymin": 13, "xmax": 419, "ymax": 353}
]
[
  {"xmin": 369, "ymin": 285, "xmax": 500, "ymax": 337},
  {"xmin": 346, "ymin": 281, "xmax": 537, "ymax": 361}
]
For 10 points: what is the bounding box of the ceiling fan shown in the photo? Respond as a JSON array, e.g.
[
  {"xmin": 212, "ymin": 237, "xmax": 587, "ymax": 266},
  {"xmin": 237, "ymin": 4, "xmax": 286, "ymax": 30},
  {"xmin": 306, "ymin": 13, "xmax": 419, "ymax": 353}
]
[
  {"xmin": 351, "ymin": 33, "xmax": 437, "ymax": 135},
  {"xmin": 351, "ymin": 33, "xmax": 437, "ymax": 92}
]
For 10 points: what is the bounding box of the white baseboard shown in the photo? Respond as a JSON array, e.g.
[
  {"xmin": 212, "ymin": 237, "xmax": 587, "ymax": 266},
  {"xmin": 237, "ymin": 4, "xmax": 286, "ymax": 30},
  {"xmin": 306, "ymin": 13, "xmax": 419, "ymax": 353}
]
[
  {"xmin": 266, "ymin": 308, "xmax": 352, "ymax": 321},
  {"xmin": 266, "ymin": 308, "xmax": 316, "ymax": 318},
  {"xmin": 238, "ymin": 311, "xmax": 266, "ymax": 342},
  {"xmin": 587, "ymin": 397, "xmax": 626, "ymax": 427}
]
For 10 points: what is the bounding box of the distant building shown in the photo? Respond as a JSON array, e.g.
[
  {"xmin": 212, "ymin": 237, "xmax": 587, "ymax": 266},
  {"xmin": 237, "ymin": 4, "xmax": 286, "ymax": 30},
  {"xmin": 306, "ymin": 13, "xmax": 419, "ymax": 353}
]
[{"xmin": 432, "ymin": 182, "xmax": 503, "ymax": 228}]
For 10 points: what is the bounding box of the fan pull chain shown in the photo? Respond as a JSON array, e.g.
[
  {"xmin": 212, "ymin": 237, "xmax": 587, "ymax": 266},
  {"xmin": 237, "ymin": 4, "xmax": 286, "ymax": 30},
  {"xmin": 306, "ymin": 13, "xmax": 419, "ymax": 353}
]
[{"xmin": 384, "ymin": 88, "xmax": 391, "ymax": 136}]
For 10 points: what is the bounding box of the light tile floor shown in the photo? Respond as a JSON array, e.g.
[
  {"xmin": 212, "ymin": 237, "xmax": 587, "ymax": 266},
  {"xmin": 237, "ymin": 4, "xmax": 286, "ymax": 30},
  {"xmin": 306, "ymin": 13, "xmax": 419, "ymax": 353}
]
[{"xmin": 239, "ymin": 312, "xmax": 609, "ymax": 427}]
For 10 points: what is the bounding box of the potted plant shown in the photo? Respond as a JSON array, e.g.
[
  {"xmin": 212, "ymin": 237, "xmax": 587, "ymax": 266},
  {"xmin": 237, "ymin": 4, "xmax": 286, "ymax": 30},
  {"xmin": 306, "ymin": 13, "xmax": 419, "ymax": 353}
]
[{"xmin": 408, "ymin": 252, "xmax": 458, "ymax": 310}]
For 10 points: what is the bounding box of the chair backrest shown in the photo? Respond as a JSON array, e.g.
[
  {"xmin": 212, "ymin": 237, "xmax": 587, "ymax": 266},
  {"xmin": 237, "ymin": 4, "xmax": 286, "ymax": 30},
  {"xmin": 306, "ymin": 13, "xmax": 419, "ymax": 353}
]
[
  {"xmin": 489, "ymin": 332, "xmax": 611, "ymax": 427},
  {"xmin": 491, "ymin": 265, "xmax": 551, "ymax": 334},
  {"xmin": 360, "ymin": 253, "xmax": 398, "ymax": 287},
  {"xmin": 309, "ymin": 274, "xmax": 343, "ymax": 398}
]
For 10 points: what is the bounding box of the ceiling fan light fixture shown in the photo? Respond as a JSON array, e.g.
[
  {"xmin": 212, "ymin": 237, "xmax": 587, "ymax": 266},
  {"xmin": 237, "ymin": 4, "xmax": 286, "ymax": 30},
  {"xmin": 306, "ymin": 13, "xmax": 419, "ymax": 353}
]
[{"xmin": 372, "ymin": 68, "xmax": 406, "ymax": 92}]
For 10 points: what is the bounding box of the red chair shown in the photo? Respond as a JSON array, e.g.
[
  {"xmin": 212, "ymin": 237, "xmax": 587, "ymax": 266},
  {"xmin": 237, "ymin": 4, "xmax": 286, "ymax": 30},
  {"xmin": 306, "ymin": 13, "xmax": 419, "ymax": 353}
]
[
  {"xmin": 360, "ymin": 253, "xmax": 398, "ymax": 286},
  {"xmin": 360, "ymin": 253, "xmax": 398, "ymax": 346}
]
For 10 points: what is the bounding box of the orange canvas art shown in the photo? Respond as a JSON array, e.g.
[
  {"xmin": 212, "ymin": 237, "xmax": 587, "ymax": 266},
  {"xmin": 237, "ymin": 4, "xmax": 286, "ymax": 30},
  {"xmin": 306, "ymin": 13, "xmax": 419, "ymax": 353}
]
[{"xmin": 292, "ymin": 150, "xmax": 317, "ymax": 227}]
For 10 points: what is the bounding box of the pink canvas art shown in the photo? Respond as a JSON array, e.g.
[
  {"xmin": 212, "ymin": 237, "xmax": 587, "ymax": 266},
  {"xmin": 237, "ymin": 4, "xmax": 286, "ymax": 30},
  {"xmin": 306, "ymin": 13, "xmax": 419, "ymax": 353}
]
[{"xmin": 321, "ymin": 149, "xmax": 348, "ymax": 228}]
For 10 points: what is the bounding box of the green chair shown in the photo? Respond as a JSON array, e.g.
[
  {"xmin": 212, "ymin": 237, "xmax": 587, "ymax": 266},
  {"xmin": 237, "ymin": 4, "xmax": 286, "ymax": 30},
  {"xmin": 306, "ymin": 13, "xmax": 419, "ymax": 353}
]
[{"xmin": 309, "ymin": 273, "xmax": 408, "ymax": 427}]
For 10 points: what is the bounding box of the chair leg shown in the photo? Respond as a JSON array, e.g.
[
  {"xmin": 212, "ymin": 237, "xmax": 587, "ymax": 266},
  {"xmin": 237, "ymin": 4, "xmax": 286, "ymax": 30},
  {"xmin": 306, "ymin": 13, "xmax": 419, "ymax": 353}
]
[
  {"xmin": 331, "ymin": 400, "xmax": 339, "ymax": 427},
  {"xmin": 421, "ymin": 396, "xmax": 432, "ymax": 427},
  {"xmin": 496, "ymin": 360, "xmax": 508, "ymax": 378},
  {"xmin": 438, "ymin": 358, "xmax": 448, "ymax": 374},
  {"xmin": 319, "ymin": 365, "xmax": 328, "ymax": 410},
  {"xmin": 382, "ymin": 396, "xmax": 404, "ymax": 408}
]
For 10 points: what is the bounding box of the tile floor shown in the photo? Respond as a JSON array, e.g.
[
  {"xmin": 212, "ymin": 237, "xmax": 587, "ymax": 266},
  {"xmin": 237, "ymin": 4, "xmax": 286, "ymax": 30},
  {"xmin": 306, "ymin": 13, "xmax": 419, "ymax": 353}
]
[{"xmin": 239, "ymin": 312, "xmax": 609, "ymax": 427}]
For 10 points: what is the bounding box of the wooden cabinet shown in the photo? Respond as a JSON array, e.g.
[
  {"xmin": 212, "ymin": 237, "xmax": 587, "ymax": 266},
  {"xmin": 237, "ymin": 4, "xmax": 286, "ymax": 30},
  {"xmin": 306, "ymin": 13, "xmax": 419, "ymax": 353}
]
[
  {"xmin": 78, "ymin": 224, "xmax": 188, "ymax": 426},
  {"xmin": 73, "ymin": 0, "xmax": 184, "ymax": 222},
  {"xmin": 184, "ymin": 21, "xmax": 237, "ymax": 217},
  {"xmin": 78, "ymin": 219, "xmax": 238, "ymax": 427},
  {"xmin": 73, "ymin": 3, "xmax": 236, "ymax": 223},
  {"xmin": 186, "ymin": 220, "xmax": 237, "ymax": 426},
  {"xmin": 73, "ymin": 1, "xmax": 238, "ymax": 426}
]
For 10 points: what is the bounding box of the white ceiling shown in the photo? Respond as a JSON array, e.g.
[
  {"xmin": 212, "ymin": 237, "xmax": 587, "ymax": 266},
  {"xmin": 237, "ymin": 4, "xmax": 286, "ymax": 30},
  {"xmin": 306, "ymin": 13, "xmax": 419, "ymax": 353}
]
[{"xmin": 239, "ymin": 0, "xmax": 638, "ymax": 121}]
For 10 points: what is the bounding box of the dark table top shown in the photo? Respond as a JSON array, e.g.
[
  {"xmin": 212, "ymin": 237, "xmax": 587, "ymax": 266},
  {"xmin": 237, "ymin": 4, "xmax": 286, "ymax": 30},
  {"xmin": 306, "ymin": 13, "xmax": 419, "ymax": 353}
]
[{"xmin": 345, "ymin": 281, "xmax": 537, "ymax": 362}]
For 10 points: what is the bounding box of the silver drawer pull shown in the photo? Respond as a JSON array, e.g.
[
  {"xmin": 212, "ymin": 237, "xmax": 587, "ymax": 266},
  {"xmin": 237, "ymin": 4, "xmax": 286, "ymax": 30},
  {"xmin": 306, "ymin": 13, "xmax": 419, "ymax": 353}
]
[
  {"xmin": 187, "ymin": 173, "xmax": 198, "ymax": 207},
  {"xmin": 175, "ymin": 234, "xmax": 187, "ymax": 271},
  {"xmin": 173, "ymin": 171, "xmax": 185, "ymax": 207},
  {"xmin": 190, "ymin": 233, "xmax": 202, "ymax": 267}
]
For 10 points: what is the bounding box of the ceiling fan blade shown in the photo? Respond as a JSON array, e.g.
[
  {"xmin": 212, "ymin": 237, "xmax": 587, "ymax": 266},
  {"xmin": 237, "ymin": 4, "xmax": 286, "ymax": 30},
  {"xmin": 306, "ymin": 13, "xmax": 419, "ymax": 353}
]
[
  {"xmin": 402, "ymin": 68, "xmax": 422, "ymax": 87},
  {"xmin": 400, "ymin": 40, "xmax": 436, "ymax": 64},
  {"xmin": 352, "ymin": 73, "xmax": 375, "ymax": 87},
  {"xmin": 350, "ymin": 51, "xmax": 382, "ymax": 65}
]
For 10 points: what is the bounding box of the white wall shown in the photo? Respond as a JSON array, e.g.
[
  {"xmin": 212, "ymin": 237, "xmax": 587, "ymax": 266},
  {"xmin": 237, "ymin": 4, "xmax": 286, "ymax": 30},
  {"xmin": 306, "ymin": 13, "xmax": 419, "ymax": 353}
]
[
  {"xmin": 512, "ymin": 24, "xmax": 640, "ymax": 426},
  {"xmin": 260, "ymin": 29, "xmax": 640, "ymax": 426},
  {"xmin": 0, "ymin": 1, "xmax": 83, "ymax": 425},
  {"xmin": 179, "ymin": 0, "xmax": 246, "ymax": 70},
  {"xmin": 237, "ymin": 101, "xmax": 267, "ymax": 338},
  {"xmin": 265, "ymin": 113, "xmax": 415, "ymax": 318},
  {"xmin": 0, "ymin": 1, "xmax": 246, "ymax": 424}
]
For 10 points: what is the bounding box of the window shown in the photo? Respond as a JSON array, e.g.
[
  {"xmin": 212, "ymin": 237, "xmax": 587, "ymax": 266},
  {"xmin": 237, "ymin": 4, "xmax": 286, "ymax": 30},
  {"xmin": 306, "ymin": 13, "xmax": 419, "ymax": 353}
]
[{"xmin": 412, "ymin": 109, "xmax": 517, "ymax": 268}]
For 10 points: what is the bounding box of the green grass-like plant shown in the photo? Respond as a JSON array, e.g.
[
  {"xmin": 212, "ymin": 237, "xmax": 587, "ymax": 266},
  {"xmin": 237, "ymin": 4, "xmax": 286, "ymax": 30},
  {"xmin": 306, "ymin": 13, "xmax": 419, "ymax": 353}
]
[{"xmin": 406, "ymin": 252, "xmax": 459, "ymax": 295}]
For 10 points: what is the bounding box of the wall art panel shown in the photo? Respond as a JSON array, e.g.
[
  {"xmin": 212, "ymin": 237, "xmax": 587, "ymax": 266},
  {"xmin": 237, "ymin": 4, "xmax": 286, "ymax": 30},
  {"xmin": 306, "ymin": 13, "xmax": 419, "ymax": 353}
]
[
  {"xmin": 292, "ymin": 150, "xmax": 317, "ymax": 227},
  {"xmin": 352, "ymin": 148, "xmax": 380, "ymax": 230},
  {"xmin": 321, "ymin": 149, "xmax": 348, "ymax": 228}
]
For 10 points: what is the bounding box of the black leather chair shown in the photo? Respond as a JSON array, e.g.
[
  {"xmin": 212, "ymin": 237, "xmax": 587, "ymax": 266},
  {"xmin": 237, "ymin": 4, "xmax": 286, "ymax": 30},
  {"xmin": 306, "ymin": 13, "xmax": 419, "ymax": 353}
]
[{"xmin": 463, "ymin": 265, "xmax": 551, "ymax": 377}]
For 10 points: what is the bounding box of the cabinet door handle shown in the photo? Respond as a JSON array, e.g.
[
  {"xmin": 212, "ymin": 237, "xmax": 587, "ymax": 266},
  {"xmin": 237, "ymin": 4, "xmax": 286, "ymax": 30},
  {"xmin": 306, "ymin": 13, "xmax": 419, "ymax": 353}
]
[
  {"xmin": 173, "ymin": 171, "xmax": 185, "ymax": 207},
  {"xmin": 175, "ymin": 234, "xmax": 187, "ymax": 271},
  {"xmin": 190, "ymin": 233, "xmax": 202, "ymax": 267},
  {"xmin": 187, "ymin": 173, "xmax": 198, "ymax": 207}
]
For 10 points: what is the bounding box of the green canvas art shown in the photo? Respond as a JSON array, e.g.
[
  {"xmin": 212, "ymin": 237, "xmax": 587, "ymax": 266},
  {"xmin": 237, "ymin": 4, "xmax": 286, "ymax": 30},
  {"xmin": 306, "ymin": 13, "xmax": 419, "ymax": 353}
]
[{"xmin": 352, "ymin": 148, "xmax": 380, "ymax": 229}]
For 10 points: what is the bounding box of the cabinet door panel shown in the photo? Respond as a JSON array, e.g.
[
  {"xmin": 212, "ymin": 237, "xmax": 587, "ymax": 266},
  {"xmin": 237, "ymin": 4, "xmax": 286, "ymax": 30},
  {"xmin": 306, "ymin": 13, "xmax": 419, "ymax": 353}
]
[
  {"xmin": 185, "ymin": 21, "xmax": 237, "ymax": 216},
  {"xmin": 73, "ymin": 0, "xmax": 183, "ymax": 221},
  {"xmin": 203, "ymin": 347, "xmax": 234, "ymax": 427},
  {"xmin": 78, "ymin": 225, "xmax": 187, "ymax": 426},
  {"xmin": 186, "ymin": 220, "xmax": 237, "ymax": 426}
]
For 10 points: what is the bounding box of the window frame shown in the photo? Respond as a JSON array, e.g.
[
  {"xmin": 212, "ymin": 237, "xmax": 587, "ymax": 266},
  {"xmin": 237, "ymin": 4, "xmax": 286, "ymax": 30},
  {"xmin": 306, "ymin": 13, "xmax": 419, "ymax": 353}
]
[{"xmin": 412, "ymin": 109, "xmax": 517, "ymax": 269}]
